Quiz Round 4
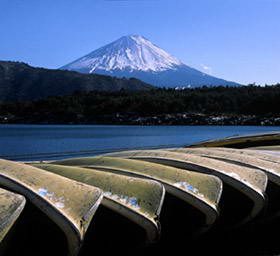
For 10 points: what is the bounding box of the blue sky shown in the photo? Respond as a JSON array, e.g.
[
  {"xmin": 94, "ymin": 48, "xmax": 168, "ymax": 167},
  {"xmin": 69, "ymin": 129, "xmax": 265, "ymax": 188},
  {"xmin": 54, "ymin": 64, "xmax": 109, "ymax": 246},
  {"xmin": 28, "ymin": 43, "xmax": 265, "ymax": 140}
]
[{"xmin": 0, "ymin": 0, "xmax": 279, "ymax": 85}]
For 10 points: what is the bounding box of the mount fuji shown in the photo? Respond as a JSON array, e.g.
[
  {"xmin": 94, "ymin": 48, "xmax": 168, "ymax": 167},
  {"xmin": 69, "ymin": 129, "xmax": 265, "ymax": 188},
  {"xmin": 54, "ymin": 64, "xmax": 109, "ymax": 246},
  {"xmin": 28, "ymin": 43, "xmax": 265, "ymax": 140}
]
[{"xmin": 61, "ymin": 35, "xmax": 241, "ymax": 88}]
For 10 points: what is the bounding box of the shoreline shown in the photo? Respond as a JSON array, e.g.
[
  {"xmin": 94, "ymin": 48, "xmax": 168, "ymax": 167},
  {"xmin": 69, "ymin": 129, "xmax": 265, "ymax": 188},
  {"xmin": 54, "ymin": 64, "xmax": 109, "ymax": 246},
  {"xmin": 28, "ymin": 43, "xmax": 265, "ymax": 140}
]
[{"xmin": 1, "ymin": 113, "xmax": 280, "ymax": 126}]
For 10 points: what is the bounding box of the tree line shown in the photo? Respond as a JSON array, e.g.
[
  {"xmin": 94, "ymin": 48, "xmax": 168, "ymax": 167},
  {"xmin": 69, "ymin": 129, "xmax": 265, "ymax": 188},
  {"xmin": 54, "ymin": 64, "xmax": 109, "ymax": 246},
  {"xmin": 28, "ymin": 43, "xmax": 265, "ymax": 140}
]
[{"xmin": 0, "ymin": 84, "xmax": 280, "ymax": 124}]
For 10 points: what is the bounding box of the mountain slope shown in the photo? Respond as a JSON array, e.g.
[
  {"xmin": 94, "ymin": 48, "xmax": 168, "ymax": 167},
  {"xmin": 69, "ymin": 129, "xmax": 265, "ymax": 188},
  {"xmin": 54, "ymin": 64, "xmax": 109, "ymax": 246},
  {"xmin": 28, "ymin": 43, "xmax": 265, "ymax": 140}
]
[
  {"xmin": 62, "ymin": 35, "xmax": 183, "ymax": 73},
  {"xmin": 0, "ymin": 61, "xmax": 154, "ymax": 102},
  {"xmin": 61, "ymin": 35, "xmax": 241, "ymax": 88}
]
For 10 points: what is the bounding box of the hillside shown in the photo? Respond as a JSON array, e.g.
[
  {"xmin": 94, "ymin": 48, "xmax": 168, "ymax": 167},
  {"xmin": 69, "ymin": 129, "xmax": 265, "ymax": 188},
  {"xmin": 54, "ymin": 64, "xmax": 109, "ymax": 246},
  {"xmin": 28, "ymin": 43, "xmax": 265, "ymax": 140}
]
[
  {"xmin": 1, "ymin": 85, "xmax": 280, "ymax": 125},
  {"xmin": 0, "ymin": 61, "xmax": 154, "ymax": 102}
]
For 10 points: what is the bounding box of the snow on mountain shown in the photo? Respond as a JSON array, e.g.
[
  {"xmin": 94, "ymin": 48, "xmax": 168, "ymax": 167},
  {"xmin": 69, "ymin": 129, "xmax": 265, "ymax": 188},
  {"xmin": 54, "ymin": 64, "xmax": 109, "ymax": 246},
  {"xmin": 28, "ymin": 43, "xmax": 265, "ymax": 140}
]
[
  {"xmin": 63, "ymin": 35, "xmax": 182, "ymax": 73},
  {"xmin": 61, "ymin": 35, "xmax": 241, "ymax": 88}
]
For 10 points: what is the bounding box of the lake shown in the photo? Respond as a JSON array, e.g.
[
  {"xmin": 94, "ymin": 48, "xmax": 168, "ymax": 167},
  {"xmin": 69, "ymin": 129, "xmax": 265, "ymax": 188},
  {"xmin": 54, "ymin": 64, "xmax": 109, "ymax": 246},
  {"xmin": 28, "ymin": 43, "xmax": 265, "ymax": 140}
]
[{"xmin": 0, "ymin": 124, "xmax": 279, "ymax": 161}]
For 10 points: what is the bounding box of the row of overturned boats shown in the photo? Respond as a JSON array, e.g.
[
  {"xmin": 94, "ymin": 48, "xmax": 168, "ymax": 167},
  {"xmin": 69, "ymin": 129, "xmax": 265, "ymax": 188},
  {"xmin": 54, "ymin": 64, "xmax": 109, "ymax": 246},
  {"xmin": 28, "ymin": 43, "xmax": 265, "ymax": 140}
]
[{"xmin": 0, "ymin": 131, "xmax": 280, "ymax": 255}]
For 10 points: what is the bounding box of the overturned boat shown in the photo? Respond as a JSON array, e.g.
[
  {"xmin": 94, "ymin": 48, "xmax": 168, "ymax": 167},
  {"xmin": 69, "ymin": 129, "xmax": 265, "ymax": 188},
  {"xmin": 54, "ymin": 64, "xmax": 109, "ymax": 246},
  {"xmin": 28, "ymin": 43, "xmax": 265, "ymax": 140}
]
[
  {"xmin": 102, "ymin": 150, "xmax": 267, "ymax": 227},
  {"xmin": 168, "ymin": 147, "xmax": 280, "ymax": 219},
  {"xmin": 31, "ymin": 163, "xmax": 165, "ymax": 250},
  {"xmin": 0, "ymin": 159, "xmax": 103, "ymax": 256},
  {"xmin": 48, "ymin": 156, "xmax": 222, "ymax": 240},
  {"xmin": 0, "ymin": 188, "xmax": 26, "ymax": 254},
  {"xmin": 190, "ymin": 131, "xmax": 280, "ymax": 149}
]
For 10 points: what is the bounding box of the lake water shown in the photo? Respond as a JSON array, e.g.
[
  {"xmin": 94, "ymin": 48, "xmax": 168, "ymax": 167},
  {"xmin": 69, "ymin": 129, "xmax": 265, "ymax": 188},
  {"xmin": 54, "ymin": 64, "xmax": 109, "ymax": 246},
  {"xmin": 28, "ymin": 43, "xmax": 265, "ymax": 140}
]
[{"xmin": 0, "ymin": 124, "xmax": 279, "ymax": 161}]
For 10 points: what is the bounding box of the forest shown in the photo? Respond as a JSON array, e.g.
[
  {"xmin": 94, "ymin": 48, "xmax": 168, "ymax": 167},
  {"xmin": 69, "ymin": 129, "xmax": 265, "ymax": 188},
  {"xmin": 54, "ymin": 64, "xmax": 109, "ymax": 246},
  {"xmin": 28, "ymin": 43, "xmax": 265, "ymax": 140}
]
[{"xmin": 0, "ymin": 84, "xmax": 280, "ymax": 125}]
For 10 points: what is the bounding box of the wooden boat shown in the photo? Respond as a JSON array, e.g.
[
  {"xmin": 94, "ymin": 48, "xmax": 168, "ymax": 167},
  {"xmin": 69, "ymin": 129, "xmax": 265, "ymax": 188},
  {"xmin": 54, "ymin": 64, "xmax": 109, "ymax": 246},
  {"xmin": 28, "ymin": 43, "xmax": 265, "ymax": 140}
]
[
  {"xmin": 30, "ymin": 163, "xmax": 164, "ymax": 248},
  {"xmin": 169, "ymin": 147, "xmax": 280, "ymax": 184},
  {"xmin": 168, "ymin": 147, "xmax": 280, "ymax": 218},
  {"xmin": 204, "ymin": 147, "xmax": 280, "ymax": 165},
  {"xmin": 0, "ymin": 188, "xmax": 26, "ymax": 254},
  {"xmin": 0, "ymin": 159, "xmax": 103, "ymax": 256},
  {"xmin": 189, "ymin": 131, "xmax": 280, "ymax": 149},
  {"xmin": 246, "ymin": 145, "xmax": 280, "ymax": 153},
  {"xmin": 101, "ymin": 150, "xmax": 267, "ymax": 227},
  {"xmin": 49, "ymin": 156, "xmax": 222, "ymax": 241}
]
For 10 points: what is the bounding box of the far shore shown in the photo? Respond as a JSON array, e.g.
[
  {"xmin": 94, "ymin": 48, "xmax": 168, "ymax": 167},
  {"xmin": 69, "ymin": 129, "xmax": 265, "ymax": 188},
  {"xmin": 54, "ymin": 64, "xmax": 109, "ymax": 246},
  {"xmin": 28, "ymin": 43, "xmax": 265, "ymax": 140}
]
[{"xmin": 1, "ymin": 113, "xmax": 280, "ymax": 126}]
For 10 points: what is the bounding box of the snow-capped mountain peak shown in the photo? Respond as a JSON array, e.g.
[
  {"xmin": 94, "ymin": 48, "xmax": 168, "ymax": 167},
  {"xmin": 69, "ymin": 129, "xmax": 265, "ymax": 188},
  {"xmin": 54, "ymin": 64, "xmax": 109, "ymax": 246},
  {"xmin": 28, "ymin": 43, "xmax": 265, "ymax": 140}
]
[
  {"xmin": 62, "ymin": 35, "xmax": 183, "ymax": 73},
  {"xmin": 61, "ymin": 35, "xmax": 241, "ymax": 88}
]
